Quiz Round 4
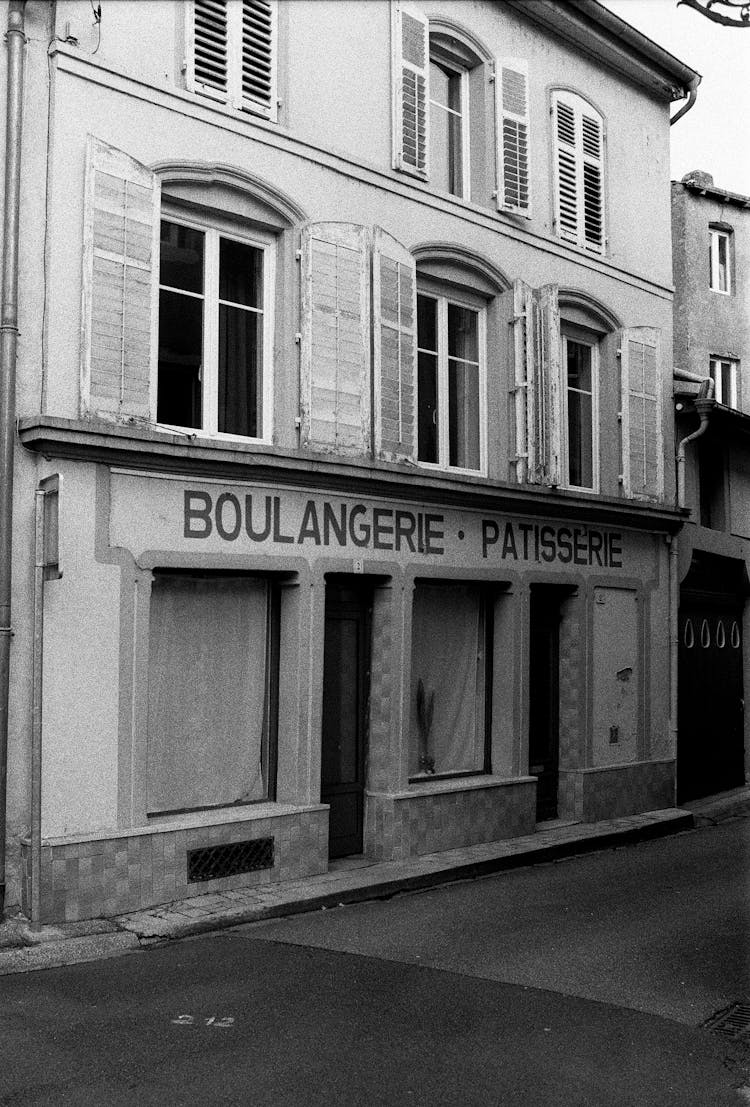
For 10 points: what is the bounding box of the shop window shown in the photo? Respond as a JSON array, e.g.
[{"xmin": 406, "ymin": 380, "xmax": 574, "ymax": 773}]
[
  {"xmin": 157, "ymin": 214, "xmax": 274, "ymax": 439},
  {"xmin": 709, "ymin": 357, "xmax": 739, "ymax": 408},
  {"xmin": 416, "ymin": 289, "xmax": 485, "ymax": 472},
  {"xmin": 187, "ymin": 0, "xmax": 278, "ymax": 121},
  {"xmin": 146, "ymin": 573, "xmax": 278, "ymax": 814},
  {"xmin": 562, "ymin": 332, "xmax": 598, "ymax": 491},
  {"xmin": 551, "ymin": 90, "xmax": 605, "ymax": 253},
  {"xmin": 709, "ymin": 227, "xmax": 732, "ymax": 294},
  {"xmin": 410, "ymin": 582, "xmax": 491, "ymax": 779}
]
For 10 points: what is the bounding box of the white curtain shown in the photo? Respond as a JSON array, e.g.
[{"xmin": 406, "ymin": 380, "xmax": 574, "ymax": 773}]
[
  {"xmin": 147, "ymin": 575, "xmax": 268, "ymax": 813},
  {"xmin": 410, "ymin": 583, "xmax": 483, "ymax": 776}
]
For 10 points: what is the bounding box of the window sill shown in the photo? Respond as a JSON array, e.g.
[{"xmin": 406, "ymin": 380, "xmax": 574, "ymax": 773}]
[{"xmin": 376, "ymin": 774, "xmax": 537, "ymax": 801}]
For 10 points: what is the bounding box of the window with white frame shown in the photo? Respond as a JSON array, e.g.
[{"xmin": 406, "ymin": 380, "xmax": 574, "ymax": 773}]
[
  {"xmin": 416, "ymin": 289, "xmax": 485, "ymax": 471},
  {"xmin": 562, "ymin": 332, "xmax": 598, "ymax": 490},
  {"xmin": 552, "ymin": 90, "xmax": 605, "ymax": 253},
  {"xmin": 710, "ymin": 356, "xmax": 739, "ymax": 408},
  {"xmin": 429, "ymin": 52, "xmax": 469, "ymax": 199},
  {"xmin": 709, "ymin": 227, "xmax": 732, "ymax": 294},
  {"xmin": 188, "ymin": 0, "xmax": 277, "ymax": 121},
  {"xmin": 157, "ymin": 214, "xmax": 274, "ymax": 439}
]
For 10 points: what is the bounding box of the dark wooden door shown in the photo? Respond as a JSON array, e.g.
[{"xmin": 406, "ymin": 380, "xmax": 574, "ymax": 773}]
[
  {"xmin": 321, "ymin": 581, "xmax": 371, "ymax": 858},
  {"xmin": 678, "ymin": 591, "xmax": 745, "ymax": 803},
  {"xmin": 529, "ymin": 591, "xmax": 561, "ymax": 821}
]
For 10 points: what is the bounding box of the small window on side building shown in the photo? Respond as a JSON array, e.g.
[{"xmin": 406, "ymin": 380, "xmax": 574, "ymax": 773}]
[
  {"xmin": 709, "ymin": 227, "xmax": 732, "ymax": 294},
  {"xmin": 709, "ymin": 356, "xmax": 739, "ymax": 408}
]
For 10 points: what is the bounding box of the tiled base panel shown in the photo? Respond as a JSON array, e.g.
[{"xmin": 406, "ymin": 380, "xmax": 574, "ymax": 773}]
[
  {"xmin": 21, "ymin": 806, "xmax": 328, "ymax": 924},
  {"xmin": 558, "ymin": 760, "xmax": 676, "ymax": 823},
  {"xmin": 364, "ymin": 778, "xmax": 538, "ymax": 861}
]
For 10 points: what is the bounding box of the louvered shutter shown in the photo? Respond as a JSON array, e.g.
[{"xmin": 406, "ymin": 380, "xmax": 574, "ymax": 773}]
[
  {"xmin": 300, "ymin": 223, "xmax": 371, "ymax": 455},
  {"xmin": 552, "ymin": 91, "xmax": 604, "ymax": 253},
  {"xmin": 528, "ymin": 284, "xmax": 562, "ymax": 486},
  {"xmin": 620, "ymin": 327, "xmax": 662, "ymax": 500},
  {"xmin": 509, "ymin": 278, "xmax": 534, "ymax": 483},
  {"xmin": 188, "ymin": 1, "xmax": 277, "ymax": 120},
  {"xmin": 240, "ymin": 0, "xmax": 277, "ymax": 118},
  {"xmin": 81, "ymin": 136, "xmax": 159, "ymax": 420},
  {"xmin": 373, "ymin": 229, "xmax": 417, "ymax": 462},
  {"xmin": 190, "ymin": 0, "xmax": 229, "ymax": 102},
  {"xmin": 496, "ymin": 59, "xmax": 531, "ymax": 217},
  {"xmin": 392, "ymin": 1, "xmax": 429, "ymax": 178}
]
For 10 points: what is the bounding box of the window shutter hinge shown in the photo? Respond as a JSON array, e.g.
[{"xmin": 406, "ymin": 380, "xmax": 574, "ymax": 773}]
[
  {"xmin": 294, "ymin": 416, "xmax": 302, "ymax": 428},
  {"xmin": 618, "ymin": 474, "xmax": 625, "ymax": 485},
  {"xmin": 295, "ymin": 332, "xmax": 302, "ymax": 344},
  {"xmin": 492, "ymin": 189, "xmax": 498, "ymax": 199},
  {"xmin": 180, "ymin": 56, "xmax": 187, "ymax": 73},
  {"xmin": 277, "ymin": 98, "xmax": 283, "ymax": 107},
  {"xmin": 616, "ymin": 348, "xmax": 622, "ymax": 358},
  {"xmin": 489, "ymin": 71, "xmax": 496, "ymax": 83},
  {"xmin": 617, "ymin": 411, "xmax": 623, "ymax": 422},
  {"xmin": 295, "ymin": 250, "xmax": 302, "ymax": 261}
]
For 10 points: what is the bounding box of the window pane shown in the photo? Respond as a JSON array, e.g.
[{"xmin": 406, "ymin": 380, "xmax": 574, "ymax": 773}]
[
  {"xmin": 448, "ymin": 304, "xmax": 478, "ymax": 362},
  {"xmin": 219, "ymin": 304, "xmax": 262, "ymax": 437},
  {"xmin": 219, "ymin": 238, "xmax": 263, "ymax": 308},
  {"xmin": 566, "ymin": 340, "xmax": 592, "ymax": 392},
  {"xmin": 417, "ymin": 294, "xmax": 437, "ymax": 352},
  {"xmin": 410, "ymin": 583, "xmax": 484, "ymax": 777},
  {"xmin": 147, "ymin": 576, "xmax": 269, "ymax": 813},
  {"xmin": 429, "ymin": 61, "xmax": 463, "ymax": 196},
  {"xmin": 721, "ymin": 361, "xmax": 732, "ymax": 404},
  {"xmin": 157, "ymin": 289, "xmax": 203, "ymax": 428},
  {"xmin": 567, "ymin": 389, "xmax": 593, "ymax": 487},
  {"xmin": 449, "ymin": 359, "xmax": 480, "ymax": 469},
  {"xmin": 418, "ymin": 351, "xmax": 439, "ymax": 462},
  {"xmin": 160, "ymin": 221, "xmax": 204, "ymax": 293},
  {"xmin": 717, "ymin": 234, "xmax": 728, "ymax": 290}
]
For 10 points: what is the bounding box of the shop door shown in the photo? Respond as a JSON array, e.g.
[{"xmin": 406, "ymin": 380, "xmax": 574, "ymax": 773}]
[
  {"xmin": 678, "ymin": 591, "xmax": 745, "ymax": 803},
  {"xmin": 529, "ymin": 590, "xmax": 561, "ymax": 821},
  {"xmin": 321, "ymin": 580, "xmax": 371, "ymax": 858}
]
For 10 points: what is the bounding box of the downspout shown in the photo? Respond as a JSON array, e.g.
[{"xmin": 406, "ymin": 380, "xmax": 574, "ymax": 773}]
[
  {"xmin": 670, "ymin": 78, "xmax": 700, "ymax": 127},
  {"xmin": 669, "ymin": 370, "xmax": 714, "ymax": 797},
  {"xmin": 0, "ymin": 0, "xmax": 27, "ymax": 913}
]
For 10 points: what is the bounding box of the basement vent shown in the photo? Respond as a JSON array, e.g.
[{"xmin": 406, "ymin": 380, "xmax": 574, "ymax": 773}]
[
  {"xmin": 703, "ymin": 1003, "xmax": 750, "ymax": 1040},
  {"xmin": 187, "ymin": 838, "xmax": 274, "ymax": 883}
]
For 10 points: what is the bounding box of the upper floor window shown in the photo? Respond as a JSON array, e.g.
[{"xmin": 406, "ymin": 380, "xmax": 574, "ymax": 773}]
[
  {"xmin": 187, "ymin": 0, "xmax": 277, "ymax": 121},
  {"xmin": 709, "ymin": 227, "xmax": 732, "ymax": 294},
  {"xmin": 709, "ymin": 356, "xmax": 739, "ymax": 408},
  {"xmin": 429, "ymin": 54, "xmax": 469, "ymax": 199},
  {"xmin": 157, "ymin": 213, "xmax": 274, "ymax": 440},
  {"xmin": 562, "ymin": 332, "xmax": 598, "ymax": 491},
  {"xmin": 416, "ymin": 288, "xmax": 485, "ymax": 472},
  {"xmin": 551, "ymin": 90, "xmax": 605, "ymax": 254}
]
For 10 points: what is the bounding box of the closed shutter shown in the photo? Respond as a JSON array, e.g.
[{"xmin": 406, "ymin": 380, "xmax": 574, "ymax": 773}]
[
  {"xmin": 187, "ymin": 0, "xmax": 277, "ymax": 120},
  {"xmin": 300, "ymin": 223, "xmax": 371, "ymax": 455},
  {"xmin": 620, "ymin": 327, "xmax": 662, "ymax": 500},
  {"xmin": 191, "ymin": 0, "xmax": 229, "ymax": 102},
  {"xmin": 509, "ymin": 278, "xmax": 534, "ymax": 483},
  {"xmin": 392, "ymin": 1, "xmax": 429, "ymax": 178},
  {"xmin": 528, "ymin": 285, "xmax": 562, "ymax": 486},
  {"xmin": 240, "ymin": 1, "xmax": 277, "ymax": 117},
  {"xmin": 552, "ymin": 91, "xmax": 604, "ymax": 253},
  {"xmin": 496, "ymin": 59, "xmax": 531, "ymax": 217},
  {"xmin": 82, "ymin": 136, "xmax": 159, "ymax": 420},
  {"xmin": 373, "ymin": 228, "xmax": 417, "ymax": 462}
]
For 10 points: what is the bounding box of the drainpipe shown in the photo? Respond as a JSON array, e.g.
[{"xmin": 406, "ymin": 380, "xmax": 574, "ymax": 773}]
[
  {"xmin": 670, "ymin": 78, "xmax": 700, "ymax": 127},
  {"xmin": 0, "ymin": 0, "xmax": 27, "ymax": 914},
  {"xmin": 669, "ymin": 370, "xmax": 714, "ymax": 796}
]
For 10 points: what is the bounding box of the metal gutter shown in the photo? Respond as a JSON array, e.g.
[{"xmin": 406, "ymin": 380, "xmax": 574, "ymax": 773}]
[{"xmin": 0, "ymin": 0, "xmax": 27, "ymax": 915}]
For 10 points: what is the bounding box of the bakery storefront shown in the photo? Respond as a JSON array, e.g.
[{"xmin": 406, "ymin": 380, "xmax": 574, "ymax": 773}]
[{"xmin": 23, "ymin": 459, "xmax": 676, "ymax": 922}]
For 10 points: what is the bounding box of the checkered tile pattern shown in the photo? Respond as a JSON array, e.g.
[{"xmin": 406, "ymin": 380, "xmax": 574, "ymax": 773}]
[
  {"xmin": 367, "ymin": 589, "xmax": 394, "ymax": 793},
  {"xmin": 364, "ymin": 780, "xmax": 536, "ymax": 861},
  {"xmin": 21, "ymin": 809, "xmax": 328, "ymax": 925},
  {"xmin": 558, "ymin": 611, "xmax": 582, "ymax": 776},
  {"xmin": 560, "ymin": 761, "xmax": 675, "ymax": 823}
]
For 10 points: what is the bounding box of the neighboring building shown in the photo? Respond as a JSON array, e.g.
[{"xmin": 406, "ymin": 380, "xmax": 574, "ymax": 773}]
[
  {"xmin": 672, "ymin": 171, "xmax": 750, "ymax": 803},
  {"xmin": 0, "ymin": 0, "xmax": 698, "ymax": 922}
]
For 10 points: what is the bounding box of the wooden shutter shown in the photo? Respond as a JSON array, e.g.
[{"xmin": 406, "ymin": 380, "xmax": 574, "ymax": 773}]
[
  {"xmin": 528, "ymin": 285, "xmax": 562, "ymax": 486},
  {"xmin": 190, "ymin": 0, "xmax": 229, "ymax": 102},
  {"xmin": 620, "ymin": 327, "xmax": 662, "ymax": 500},
  {"xmin": 373, "ymin": 229, "xmax": 417, "ymax": 462},
  {"xmin": 392, "ymin": 1, "xmax": 429, "ymax": 178},
  {"xmin": 188, "ymin": 1, "xmax": 277, "ymax": 120},
  {"xmin": 552, "ymin": 91, "xmax": 604, "ymax": 253},
  {"xmin": 240, "ymin": 0, "xmax": 277, "ymax": 118},
  {"xmin": 81, "ymin": 136, "xmax": 159, "ymax": 420},
  {"xmin": 300, "ymin": 223, "xmax": 371, "ymax": 455},
  {"xmin": 496, "ymin": 59, "xmax": 531, "ymax": 217},
  {"xmin": 509, "ymin": 278, "xmax": 533, "ymax": 483}
]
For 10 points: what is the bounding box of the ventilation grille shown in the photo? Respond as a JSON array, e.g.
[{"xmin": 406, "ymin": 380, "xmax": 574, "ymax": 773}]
[
  {"xmin": 703, "ymin": 1003, "xmax": 750, "ymax": 1040},
  {"xmin": 187, "ymin": 838, "xmax": 274, "ymax": 883}
]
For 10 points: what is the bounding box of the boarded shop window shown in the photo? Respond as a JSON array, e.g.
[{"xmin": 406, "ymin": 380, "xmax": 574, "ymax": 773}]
[
  {"xmin": 146, "ymin": 574, "xmax": 277, "ymax": 814},
  {"xmin": 157, "ymin": 216, "xmax": 273, "ymax": 440},
  {"xmin": 187, "ymin": 0, "xmax": 278, "ymax": 121},
  {"xmin": 410, "ymin": 583, "xmax": 490, "ymax": 779}
]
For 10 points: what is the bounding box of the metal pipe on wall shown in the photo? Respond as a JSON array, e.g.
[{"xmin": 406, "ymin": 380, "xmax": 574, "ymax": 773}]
[{"xmin": 0, "ymin": 0, "xmax": 27, "ymax": 913}]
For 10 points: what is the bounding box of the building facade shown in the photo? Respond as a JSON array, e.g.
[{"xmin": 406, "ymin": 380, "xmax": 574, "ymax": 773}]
[
  {"xmin": 672, "ymin": 171, "xmax": 750, "ymax": 803},
  {"xmin": 0, "ymin": 1, "xmax": 698, "ymax": 922}
]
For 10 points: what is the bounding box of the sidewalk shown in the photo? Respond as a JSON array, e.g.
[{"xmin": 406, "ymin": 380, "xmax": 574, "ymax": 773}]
[{"xmin": 0, "ymin": 792, "xmax": 745, "ymax": 977}]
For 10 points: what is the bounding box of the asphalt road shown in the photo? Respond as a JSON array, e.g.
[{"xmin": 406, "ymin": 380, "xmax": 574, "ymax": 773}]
[{"xmin": 0, "ymin": 820, "xmax": 746, "ymax": 1106}]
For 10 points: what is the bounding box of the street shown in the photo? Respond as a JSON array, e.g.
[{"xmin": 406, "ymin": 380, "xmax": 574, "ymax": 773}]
[{"xmin": 0, "ymin": 819, "xmax": 747, "ymax": 1106}]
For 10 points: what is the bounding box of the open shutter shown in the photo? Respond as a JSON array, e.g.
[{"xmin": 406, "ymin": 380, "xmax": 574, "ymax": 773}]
[
  {"xmin": 509, "ymin": 278, "xmax": 533, "ymax": 483},
  {"xmin": 553, "ymin": 91, "xmax": 604, "ymax": 253},
  {"xmin": 620, "ymin": 327, "xmax": 662, "ymax": 500},
  {"xmin": 391, "ymin": 1, "xmax": 429, "ymax": 178},
  {"xmin": 240, "ymin": 0, "xmax": 277, "ymax": 119},
  {"xmin": 81, "ymin": 136, "xmax": 158, "ymax": 420},
  {"xmin": 528, "ymin": 285, "xmax": 562, "ymax": 486},
  {"xmin": 496, "ymin": 59, "xmax": 531, "ymax": 217},
  {"xmin": 189, "ymin": 0, "xmax": 229, "ymax": 103},
  {"xmin": 373, "ymin": 228, "xmax": 417, "ymax": 462},
  {"xmin": 300, "ymin": 223, "xmax": 371, "ymax": 455}
]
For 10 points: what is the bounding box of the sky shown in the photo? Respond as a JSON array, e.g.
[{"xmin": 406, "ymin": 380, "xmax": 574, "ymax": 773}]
[{"xmin": 600, "ymin": 0, "xmax": 750, "ymax": 193}]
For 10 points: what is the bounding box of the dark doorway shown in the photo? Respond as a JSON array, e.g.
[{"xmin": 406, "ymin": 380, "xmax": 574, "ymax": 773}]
[
  {"xmin": 678, "ymin": 586, "xmax": 745, "ymax": 803},
  {"xmin": 529, "ymin": 588, "xmax": 562, "ymax": 821},
  {"xmin": 321, "ymin": 578, "xmax": 372, "ymax": 858}
]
